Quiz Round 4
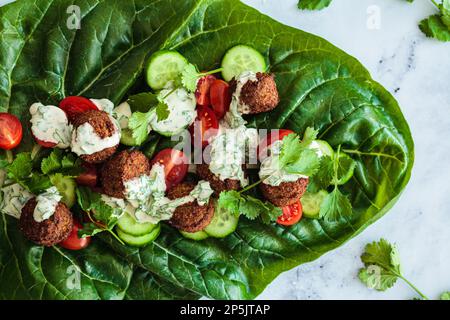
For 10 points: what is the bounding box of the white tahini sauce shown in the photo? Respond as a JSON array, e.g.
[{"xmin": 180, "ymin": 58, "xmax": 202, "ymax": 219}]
[
  {"xmin": 151, "ymin": 88, "xmax": 196, "ymax": 135},
  {"xmin": 71, "ymin": 115, "xmax": 121, "ymax": 156},
  {"xmin": 91, "ymin": 98, "xmax": 115, "ymax": 115},
  {"xmin": 33, "ymin": 187, "xmax": 62, "ymax": 223},
  {"xmin": 30, "ymin": 103, "xmax": 72, "ymax": 148},
  {"xmin": 259, "ymin": 140, "xmax": 308, "ymax": 187},
  {"xmin": 113, "ymin": 102, "xmax": 132, "ymax": 129},
  {"xmin": 223, "ymin": 71, "xmax": 257, "ymax": 129},
  {"xmin": 0, "ymin": 183, "xmax": 34, "ymax": 219}
]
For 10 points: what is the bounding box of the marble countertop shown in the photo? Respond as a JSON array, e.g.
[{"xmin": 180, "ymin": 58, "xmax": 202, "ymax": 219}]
[{"xmin": 1, "ymin": 0, "xmax": 449, "ymax": 300}]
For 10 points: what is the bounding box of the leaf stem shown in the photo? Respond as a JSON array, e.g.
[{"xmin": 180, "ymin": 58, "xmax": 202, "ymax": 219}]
[
  {"xmin": 398, "ymin": 274, "xmax": 429, "ymax": 300},
  {"xmin": 31, "ymin": 144, "xmax": 42, "ymax": 160},
  {"xmin": 107, "ymin": 229, "xmax": 125, "ymax": 246},
  {"xmin": 430, "ymin": 0, "xmax": 440, "ymax": 10},
  {"xmin": 200, "ymin": 68, "xmax": 223, "ymax": 76},
  {"xmin": 6, "ymin": 150, "xmax": 13, "ymax": 164},
  {"xmin": 239, "ymin": 180, "xmax": 262, "ymax": 194}
]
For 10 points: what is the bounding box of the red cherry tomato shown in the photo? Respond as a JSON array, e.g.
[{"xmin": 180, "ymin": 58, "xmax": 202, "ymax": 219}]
[
  {"xmin": 0, "ymin": 113, "xmax": 23, "ymax": 150},
  {"xmin": 195, "ymin": 75, "xmax": 217, "ymax": 107},
  {"xmin": 257, "ymin": 129, "xmax": 295, "ymax": 161},
  {"xmin": 210, "ymin": 80, "xmax": 231, "ymax": 119},
  {"xmin": 189, "ymin": 106, "xmax": 219, "ymax": 148},
  {"xmin": 76, "ymin": 163, "xmax": 98, "ymax": 188},
  {"xmin": 150, "ymin": 149, "xmax": 189, "ymax": 190},
  {"xmin": 277, "ymin": 200, "xmax": 303, "ymax": 226},
  {"xmin": 31, "ymin": 133, "xmax": 57, "ymax": 148},
  {"xmin": 59, "ymin": 220, "xmax": 91, "ymax": 251},
  {"xmin": 59, "ymin": 96, "xmax": 98, "ymax": 122}
]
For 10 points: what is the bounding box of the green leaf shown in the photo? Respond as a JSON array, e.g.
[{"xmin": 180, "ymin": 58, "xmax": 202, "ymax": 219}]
[
  {"xmin": 128, "ymin": 111, "xmax": 155, "ymax": 146},
  {"xmin": 181, "ymin": 63, "xmax": 201, "ymax": 92},
  {"xmin": 298, "ymin": 0, "xmax": 333, "ymax": 11},
  {"xmin": 218, "ymin": 190, "xmax": 241, "ymax": 214},
  {"xmin": 0, "ymin": 0, "xmax": 414, "ymax": 300},
  {"xmin": 358, "ymin": 266, "xmax": 399, "ymax": 291},
  {"xmin": 127, "ymin": 92, "xmax": 159, "ymax": 113},
  {"xmin": 419, "ymin": 14, "xmax": 450, "ymax": 42},
  {"xmin": 319, "ymin": 188, "xmax": 352, "ymax": 222},
  {"xmin": 7, "ymin": 153, "xmax": 32, "ymax": 181},
  {"xmin": 440, "ymin": 292, "xmax": 450, "ymax": 300},
  {"xmin": 155, "ymin": 101, "xmax": 170, "ymax": 121}
]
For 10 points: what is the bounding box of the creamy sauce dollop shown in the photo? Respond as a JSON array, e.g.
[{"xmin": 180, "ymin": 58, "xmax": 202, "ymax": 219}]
[{"xmin": 33, "ymin": 187, "xmax": 62, "ymax": 222}]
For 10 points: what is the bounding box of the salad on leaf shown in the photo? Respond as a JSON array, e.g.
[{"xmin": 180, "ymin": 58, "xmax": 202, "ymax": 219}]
[{"xmin": 0, "ymin": 45, "xmax": 358, "ymax": 249}]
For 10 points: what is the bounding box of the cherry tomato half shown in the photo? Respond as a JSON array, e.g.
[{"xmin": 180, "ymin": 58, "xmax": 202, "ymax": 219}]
[
  {"xmin": 150, "ymin": 149, "xmax": 189, "ymax": 190},
  {"xmin": 76, "ymin": 163, "xmax": 98, "ymax": 188},
  {"xmin": 277, "ymin": 200, "xmax": 303, "ymax": 226},
  {"xmin": 195, "ymin": 75, "xmax": 217, "ymax": 107},
  {"xmin": 210, "ymin": 80, "xmax": 231, "ymax": 119},
  {"xmin": 189, "ymin": 106, "xmax": 219, "ymax": 148},
  {"xmin": 257, "ymin": 129, "xmax": 295, "ymax": 161},
  {"xmin": 59, "ymin": 220, "xmax": 91, "ymax": 251},
  {"xmin": 59, "ymin": 96, "xmax": 98, "ymax": 122},
  {"xmin": 0, "ymin": 113, "xmax": 23, "ymax": 150}
]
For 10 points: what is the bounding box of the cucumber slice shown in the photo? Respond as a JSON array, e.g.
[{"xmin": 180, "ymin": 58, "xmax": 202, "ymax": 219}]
[
  {"xmin": 117, "ymin": 224, "xmax": 160, "ymax": 247},
  {"xmin": 301, "ymin": 190, "xmax": 329, "ymax": 219},
  {"xmin": 309, "ymin": 140, "xmax": 334, "ymax": 158},
  {"xmin": 146, "ymin": 51, "xmax": 188, "ymax": 90},
  {"xmin": 50, "ymin": 174, "xmax": 76, "ymax": 208},
  {"xmin": 180, "ymin": 230, "xmax": 209, "ymax": 241},
  {"xmin": 204, "ymin": 205, "xmax": 239, "ymax": 238},
  {"xmin": 120, "ymin": 128, "xmax": 140, "ymax": 146},
  {"xmin": 117, "ymin": 213, "xmax": 157, "ymax": 236},
  {"xmin": 333, "ymin": 153, "xmax": 356, "ymax": 185},
  {"xmin": 221, "ymin": 45, "xmax": 267, "ymax": 81}
]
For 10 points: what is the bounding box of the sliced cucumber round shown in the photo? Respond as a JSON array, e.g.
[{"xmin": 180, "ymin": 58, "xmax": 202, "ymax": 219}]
[
  {"xmin": 117, "ymin": 224, "xmax": 160, "ymax": 247},
  {"xmin": 120, "ymin": 128, "xmax": 140, "ymax": 146},
  {"xmin": 221, "ymin": 45, "xmax": 267, "ymax": 81},
  {"xmin": 301, "ymin": 190, "xmax": 329, "ymax": 219},
  {"xmin": 146, "ymin": 51, "xmax": 188, "ymax": 90},
  {"xmin": 50, "ymin": 174, "xmax": 76, "ymax": 208},
  {"xmin": 117, "ymin": 213, "xmax": 157, "ymax": 236},
  {"xmin": 333, "ymin": 153, "xmax": 356, "ymax": 185},
  {"xmin": 309, "ymin": 140, "xmax": 334, "ymax": 158},
  {"xmin": 180, "ymin": 230, "xmax": 209, "ymax": 241},
  {"xmin": 204, "ymin": 205, "xmax": 239, "ymax": 238}
]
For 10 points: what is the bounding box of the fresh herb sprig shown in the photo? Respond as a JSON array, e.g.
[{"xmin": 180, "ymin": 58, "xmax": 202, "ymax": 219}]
[
  {"xmin": 76, "ymin": 187, "xmax": 124, "ymax": 245},
  {"xmin": 128, "ymin": 92, "xmax": 170, "ymax": 145},
  {"xmin": 359, "ymin": 239, "xmax": 450, "ymax": 300},
  {"xmin": 181, "ymin": 63, "xmax": 223, "ymax": 92}
]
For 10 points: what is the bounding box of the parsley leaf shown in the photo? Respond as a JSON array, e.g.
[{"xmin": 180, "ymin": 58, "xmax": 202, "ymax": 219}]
[
  {"xmin": 298, "ymin": 0, "xmax": 333, "ymax": 11},
  {"xmin": 7, "ymin": 152, "xmax": 33, "ymax": 181},
  {"xmin": 319, "ymin": 188, "xmax": 352, "ymax": 222},
  {"xmin": 359, "ymin": 239, "xmax": 429, "ymax": 299},
  {"xmin": 41, "ymin": 149, "xmax": 82, "ymax": 176},
  {"xmin": 419, "ymin": 0, "xmax": 450, "ymax": 42}
]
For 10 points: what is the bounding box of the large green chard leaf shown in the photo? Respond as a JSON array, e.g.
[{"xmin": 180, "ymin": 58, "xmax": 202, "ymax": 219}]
[
  {"xmin": 0, "ymin": 0, "xmax": 413, "ymax": 300},
  {"xmin": 0, "ymin": 215, "xmax": 198, "ymax": 300}
]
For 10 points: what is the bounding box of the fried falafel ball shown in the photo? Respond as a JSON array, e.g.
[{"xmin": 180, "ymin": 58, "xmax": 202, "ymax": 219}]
[
  {"xmin": 72, "ymin": 110, "xmax": 120, "ymax": 164},
  {"xmin": 196, "ymin": 164, "xmax": 241, "ymax": 196},
  {"xmin": 167, "ymin": 182, "xmax": 215, "ymax": 233},
  {"xmin": 100, "ymin": 150, "xmax": 151, "ymax": 199},
  {"xmin": 230, "ymin": 72, "xmax": 280, "ymax": 115},
  {"xmin": 19, "ymin": 198, "xmax": 73, "ymax": 247},
  {"xmin": 260, "ymin": 178, "xmax": 309, "ymax": 207}
]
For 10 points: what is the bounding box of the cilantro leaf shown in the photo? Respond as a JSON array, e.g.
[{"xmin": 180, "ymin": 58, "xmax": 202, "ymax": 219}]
[
  {"xmin": 359, "ymin": 239, "xmax": 429, "ymax": 299},
  {"xmin": 419, "ymin": 14, "xmax": 450, "ymax": 42},
  {"xmin": 298, "ymin": 0, "xmax": 333, "ymax": 11},
  {"xmin": 155, "ymin": 101, "xmax": 170, "ymax": 121},
  {"xmin": 128, "ymin": 110, "xmax": 155, "ymax": 146},
  {"xmin": 27, "ymin": 174, "xmax": 53, "ymax": 194},
  {"xmin": 181, "ymin": 63, "xmax": 200, "ymax": 92},
  {"xmin": 127, "ymin": 92, "xmax": 159, "ymax": 113},
  {"xmin": 41, "ymin": 149, "xmax": 83, "ymax": 177},
  {"xmin": 319, "ymin": 187, "xmax": 352, "ymax": 222},
  {"xmin": 308, "ymin": 156, "xmax": 334, "ymax": 192},
  {"xmin": 7, "ymin": 152, "xmax": 32, "ymax": 181},
  {"xmin": 441, "ymin": 292, "xmax": 450, "ymax": 300},
  {"xmin": 218, "ymin": 191, "xmax": 282, "ymax": 224},
  {"xmin": 358, "ymin": 239, "xmax": 401, "ymax": 291}
]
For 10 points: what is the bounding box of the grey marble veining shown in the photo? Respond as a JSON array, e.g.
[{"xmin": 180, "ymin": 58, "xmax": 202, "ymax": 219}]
[{"xmin": 0, "ymin": 0, "xmax": 449, "ymax": 300}]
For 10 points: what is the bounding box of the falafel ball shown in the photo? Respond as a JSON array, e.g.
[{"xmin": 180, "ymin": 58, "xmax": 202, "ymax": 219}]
[
  {"xmin": 19, "ymin": 198, "xmax": 73, "ymax": 247},
  {"xmin": 196, "ymin": 164, "xmax": 241, "ymax": 196},
  {"xmin": 230, "ymin": 72, "xmax": 280, "ymax": 115},
  {"xmin": 260, "ymin": 178, "xmax": 309, "ymax": 207},
  {"xmin": 167, "ymin": 182, "xmax": 215, "ymax": 233},
  {"xmin": 72, "ymin": 109, "xmax": 119, "ymax": 164},
  {"xmin": 100, "ymin": 150, "xmax": 151, "ymax": 199}
]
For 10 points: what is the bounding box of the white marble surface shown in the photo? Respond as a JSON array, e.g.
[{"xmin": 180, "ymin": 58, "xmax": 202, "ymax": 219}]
[{"xmin": 1, "ymin": 0, "xmax": 449, "ymax": 300}]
